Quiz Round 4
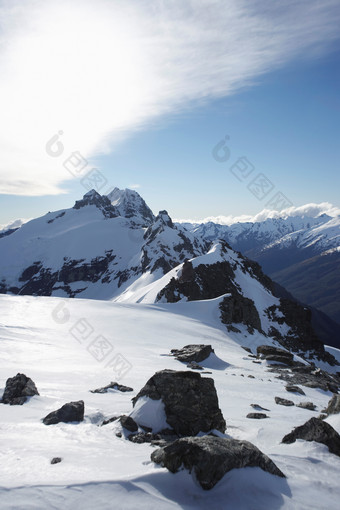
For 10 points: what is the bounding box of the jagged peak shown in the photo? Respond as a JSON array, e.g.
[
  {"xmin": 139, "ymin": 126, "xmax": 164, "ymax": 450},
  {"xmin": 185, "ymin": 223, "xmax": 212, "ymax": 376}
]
[
  {"xmin": 106, "ymin": 187, "xmax": 154, "ymax": 225},
  {"xmin": 155, "ymin": 210, "xmax": 173, "ymax": 228}
]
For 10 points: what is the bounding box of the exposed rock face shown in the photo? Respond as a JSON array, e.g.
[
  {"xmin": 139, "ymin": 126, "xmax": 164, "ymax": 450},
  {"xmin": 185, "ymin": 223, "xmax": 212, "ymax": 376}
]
[
  {"xmin": 132, "ymin": 370, "xmax": 226, "ymax": 436},
  {"xmin": 282, "ymin": 417, "xmax": 340, "ymax": 456},
  {"xmin": 73, "ymin": 190, "xmax": 118, "ymax": 218},
  {"xmin": 170, "ymin": 345, "xmax": 214, "ymax": 363},
  {"xmin": 151, "ymin": 436, "xmax": 285, "ymax": 490},
  {"xmin": 220, "ymin": 293, "xmax": 262, "ymax": 334},
  {"xmin": 157, "ymin": 259, "xmax": 237, "ymax": 303},
  {"xmin": 43, "ymin": 400, "xmax": 84, "ymax": 425},
  {"xmin": 90, "ymin": 382, "xmax": 133, "ymax": 393},
  {"xmin": 323, "ymin": 394, "xmax": 340, "ymax": 415},
  {"xmin": 1, "ymin": 373, "xmax": 39, "ymax": 405},
  {"xmin": 257, "ymin": 345, "xmax": 294, "ymax": 366},
  {"xmin": 275, "ymin": 397, "xmax": 294, "ymax": 407}
]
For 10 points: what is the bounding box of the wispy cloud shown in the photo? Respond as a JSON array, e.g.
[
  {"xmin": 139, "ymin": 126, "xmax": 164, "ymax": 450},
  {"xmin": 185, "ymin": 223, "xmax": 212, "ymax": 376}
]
[
  {"xmin": 0, "ymin": 0, "xmax": 339, "ymax": 195},
  {"xmin": 175, "ymin": 202, "xmax": 340, "ymax": 225}
]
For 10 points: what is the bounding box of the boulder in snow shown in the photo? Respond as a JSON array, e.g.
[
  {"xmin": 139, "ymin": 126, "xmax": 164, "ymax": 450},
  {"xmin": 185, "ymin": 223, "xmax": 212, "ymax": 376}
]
[
  {"xmin": 275, "ymin": 397, "xmax": 294, "ymax": 407},
  {"xmin": 170, "ymin": 344, "xmax": 214, "ymax": 363},
  {"xmin": 1, "ymin": 373, "xmax": 39, "ymax": 405},
  {"xmin": 43, "ymin": 400, "xmax": 84, "ymax": 425},
  {"xmin": 151, "ymin": 436, "xmax": 285, "ymax": 490},
  {"xmin": 132, "ymin": 370, "xmax": 226, "ymax": 436},
  {"xmin": 282, "ymin": 417, "xmax": 340, "ymax": 456},
  {"xmin": 323, "ymin": 394, "xmax": 340, "ymax": 415}
]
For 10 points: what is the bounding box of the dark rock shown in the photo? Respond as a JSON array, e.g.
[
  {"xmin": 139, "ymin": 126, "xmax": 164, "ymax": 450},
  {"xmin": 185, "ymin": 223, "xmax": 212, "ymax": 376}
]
[
  {"xmin": 248, "ymin": 375, "xmax": 255, "ymax": 378},
  {"xmin": 323, "ymin": 394, "xmax": 340, "ymax": 415},
  {"xmin": 241, "ymin": 346, "xmax": 252, "ymax": 353},
  {"xmin": 170, "ymin": 344, "xmax": 213, "ymax": 363},
  {"xmin": 251, "ymin": 404, "xmax": 270, "ymax": 411},
  {"xmin": 268, "ymin": 364, "xmax": 339, "ymax": 393},
  {"xmin": 101, "ymin": 416, "xmax": 120, "ymax": 426},
  {"xmin": 246, "ymin": 413, "xmax": 269, "ymax": 419},
  {"xmin": 220, "ymin": 293, "xmax": 262, "ymax": 334},
  {"xmin": 43, "ymin": 400, "xmax": 84, "ymax": 425},
  {"xmin": 275, "ymin": 397, "xmax": 294, "ymax": 407},
  {"xmin": 51, "ymin": 457, "xmax": 62, "ymax": 465},
  {"xmin": 296, "ymin": 402, "xmax": 316, "ymax": 411},
  {"xmin": 132, "ymin": 370, "xmax": 226, "ymax": 436},
  {"xmin": 151, "ymin": 436, "xmax": 285, "ymax": 490},
  {"xmin": 1, "ymin": 373, "xmax": 39, "ymax": 405},
  {"xmin": 90, "ymin": 382, "xmax": 133, "ymax": 393},
  {"xmin": 282, "ymin": 417, "xmax": 340, "ymax": 456},
  {"xmin": 285, "ymin": 385, "xmax": 305, "ymax": 395},
  {"xmin": 120, "ymin": 415, "xmax": 138, "ymax": 433},
  {"xmin": 257, "ymin": 345, "xmax": 293, "ymax": 365}
]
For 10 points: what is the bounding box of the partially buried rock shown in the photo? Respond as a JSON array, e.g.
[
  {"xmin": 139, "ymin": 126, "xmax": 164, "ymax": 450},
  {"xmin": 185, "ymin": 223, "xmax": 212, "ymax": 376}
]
[
  {"xmin": 246, "ymin": 413, "xmax": 268, "ymax": 419},
  {"xmin": 170, "ymin": 345, "xmax": 214, "ymax": 363},
  {"xmin": 282, "ymin": 417, "xmax": 340, "ymax": 456},
  {"xmin": 296, "ymin": 402, "xmax": 316, "ymax": 411},
  {"xmin": 132, "ymin": 370, "xmax": 226, "ymax": 436},
  {"xmin": 90, "ymin": 382, "xmax": 133, "ymax": 393},
  {"xmin": 51, "ymin": 457, "xmax": 62, "ymax": 465},
  {"xmin": 120, "ymin": 415, "xmax": 138, "ymax": 433},
  {"xmin": 323, "ymin": 394, "xmax": 340, "ymax": 416},
  {"xmin": 285, "ymin": 385, "xmax": 305, "ymax": 395},
  {"xmin": 1, "ymin": 373, "xmax": 39, "ymax": 405},
  {"xmin": 251, "ymin": 404, "xmax": 270, "ymax": 412},
  {"xmin": 43, "ymin": 400, "xmax": 84, "ymax": 425},
  {"xmin": 151, "ymin": 436, "xmax": 285, "ymax": 490},
  {"xmin": 275, "ymin": 397, "xmax": 294, "ymax": 407}
]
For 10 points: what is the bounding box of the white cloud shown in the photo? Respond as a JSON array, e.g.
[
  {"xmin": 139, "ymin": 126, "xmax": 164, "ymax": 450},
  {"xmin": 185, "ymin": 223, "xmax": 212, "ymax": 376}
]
[
  {"xmin": 0, "ymin": 0, "xmax": 340, "ymax": 195},
  {"xmin": 176, "ymin": 202, "xmax": 340, "ymax": 225},
  {"xmin": 0, "ymin": 218, "xmax": 30, "ymax": 232}
]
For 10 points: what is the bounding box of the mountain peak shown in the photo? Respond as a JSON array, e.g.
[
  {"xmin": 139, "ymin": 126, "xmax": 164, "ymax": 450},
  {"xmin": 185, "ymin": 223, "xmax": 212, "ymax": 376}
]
[
  {"xmin": 156, "ymin": 210, "xmax": 173, "ymax": 228},
  {"xmin": 73, "ymin": 189, "xmax": 118, "ymax": 218},
  {"xmin": 106, "ymin": 187, "xmax": 154, "ymax": 225}
]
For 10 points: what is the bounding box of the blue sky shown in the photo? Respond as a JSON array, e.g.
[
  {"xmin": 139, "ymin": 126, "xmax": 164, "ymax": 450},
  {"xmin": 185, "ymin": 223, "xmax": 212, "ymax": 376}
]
[{"xmin": 0, "ymin": 1, "xmax": 340, "ymax": 225}]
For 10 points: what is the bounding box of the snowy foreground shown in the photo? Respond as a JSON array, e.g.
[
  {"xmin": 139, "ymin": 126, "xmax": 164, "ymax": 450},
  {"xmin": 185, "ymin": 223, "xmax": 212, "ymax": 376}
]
[{"xmin": 0, "ymin": 295, "xmax": 340, "ymax": 510}]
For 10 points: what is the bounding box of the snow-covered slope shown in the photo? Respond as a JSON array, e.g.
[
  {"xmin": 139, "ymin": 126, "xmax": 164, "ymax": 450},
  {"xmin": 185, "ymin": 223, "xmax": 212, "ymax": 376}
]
[{"xmin": 1, "ymin": 294, "xmax": 340, "ymax": 509}]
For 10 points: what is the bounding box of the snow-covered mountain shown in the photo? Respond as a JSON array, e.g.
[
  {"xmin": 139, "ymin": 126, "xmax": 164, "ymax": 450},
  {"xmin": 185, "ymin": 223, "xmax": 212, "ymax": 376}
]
[
  {"xmin": 180, "ymin": 211, "xmax": 340, "ymax": 325},
  {"xmin": 0, "ymin": 188, "xmax": 337, "ymax": 358},
  {"xmin": 0, "ymin": 189, "xmax": 206, "ymax": 301}
]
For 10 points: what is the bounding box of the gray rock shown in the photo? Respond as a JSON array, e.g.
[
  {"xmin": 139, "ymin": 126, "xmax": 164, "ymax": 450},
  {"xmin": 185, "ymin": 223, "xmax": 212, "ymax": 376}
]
[
  {"xmin": 286, "ymin": 385, "xmax": 305, "ymax": 395},
  {"xmin": 282, "ymin": 417, "xmax": 340, "ymax": 456},
  {"xmin": 186, "ymin": 361, "xmax": 204, "ymax": 370},
  {"xmin": 170, "ymin": 345, "xmax": 214, "ymax": 363},
  {"xmin": 1, "ymin": 373, "xmax": 39, "ymax": 405},
  {"xmin": 132, "ymin": 370, "xmax": 226, "ymax": 436},
  {"xmin": 51, "ymin": 457, "xmax": 62, "ymax": 464},
  {"xmin": 43, "ymin": 400, "xmax": 84, "ymax": 425},
  {"xmin": 268, "ymin": 364, "xmax": 339, "ymax": 393},
  {"xmin": 323, "ymin": 394, "xmax": 340, "ymax": 415},
  {"xmin": 90, "ymin": 382, "xmax": 133, "ymax": 393},
  {"xmin": 251, "ymin": 404, "xmax": 270, "ymax": 411},
  {"xmin": 246, "ymin": 413, "xmax": 269, "ymax": 419},
  {"xmin": 275, "ymin": 397, "xmax": 294, "ymax": 406},
  {"xmin": 151, "ymin": 436, "xmax": 285, "ymax": 490},
  {"xmin": 120, "ymin": 415, "xmax": 138, "ymax": 433},
  {"xmin": 296, "ymin": 402, "xmax": 316, "ymax": 411}
]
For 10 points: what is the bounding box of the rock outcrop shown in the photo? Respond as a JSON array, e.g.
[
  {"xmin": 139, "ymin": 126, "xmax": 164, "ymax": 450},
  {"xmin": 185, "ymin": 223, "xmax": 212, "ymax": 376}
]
[{"xmin": 151, "ymin": 436, "xmax": 285, "ymax": 490}]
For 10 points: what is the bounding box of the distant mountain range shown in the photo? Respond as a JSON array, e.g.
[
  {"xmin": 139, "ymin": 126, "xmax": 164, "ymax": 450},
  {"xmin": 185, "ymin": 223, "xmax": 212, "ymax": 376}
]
[
  {"xmin": 0, "ymin": 188, "xmax": 338, "ymax": 353},
  {"xmin": 181, "ymin": 212, "xmax": 340, "ymax": 328}
]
